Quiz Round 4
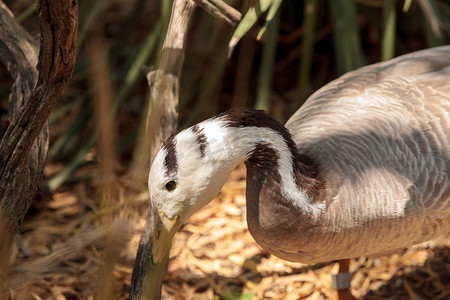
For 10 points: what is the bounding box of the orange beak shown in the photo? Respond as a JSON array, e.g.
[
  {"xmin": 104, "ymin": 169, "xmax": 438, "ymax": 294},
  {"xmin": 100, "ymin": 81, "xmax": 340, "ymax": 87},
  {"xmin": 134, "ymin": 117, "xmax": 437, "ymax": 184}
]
[{"xmin": 152, "ymin": 208, "xmax": 181, "ymax": 263}]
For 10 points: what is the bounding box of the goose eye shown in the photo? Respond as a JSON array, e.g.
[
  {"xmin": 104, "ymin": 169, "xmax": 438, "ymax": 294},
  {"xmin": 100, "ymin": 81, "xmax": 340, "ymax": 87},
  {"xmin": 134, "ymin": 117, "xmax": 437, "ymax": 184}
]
[{"xmin": 165, "ymin": 180, "xmax": 177, "ymax": 191}]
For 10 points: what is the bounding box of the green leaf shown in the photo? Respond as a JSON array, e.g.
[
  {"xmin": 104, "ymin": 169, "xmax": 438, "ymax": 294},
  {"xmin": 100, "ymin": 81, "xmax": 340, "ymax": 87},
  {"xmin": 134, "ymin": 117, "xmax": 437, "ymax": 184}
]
[
  {"xmin": 16, "ymin": 2, "xmax": 36, "ymax": 23},
  {"xmin": 230, "ymin": 0, "xmax": 281, "ymax": 49},
  {"xmin": 256, "ymin": 0, "xmax": 283, "ymax": 39},
  {"xmin": 402, "ymin": 0, "xmax": 412, "ymax": 12},
  {"xmin": 220, "ymin": 289, "xmax": 255, "ymax": 300}
]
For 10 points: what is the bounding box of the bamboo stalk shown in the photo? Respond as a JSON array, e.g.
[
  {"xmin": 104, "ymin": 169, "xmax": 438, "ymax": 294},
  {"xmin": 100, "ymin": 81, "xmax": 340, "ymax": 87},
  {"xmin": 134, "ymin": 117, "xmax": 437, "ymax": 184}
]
[
  {"xmin": 255, "ymin": 6, "xmax": 280, "ymax": 110},
  {"xmin": 382, "ymin": 0, "xmax": 396, "ymax": 61},
  {"xmin": 232, "ymin": 34, "xmax": 256, "ymax": 108},
  {"xmin": 183, "ymin": 19, "xmax": 233, "ymax": 127},
  {"xmin": 297, "ymin": 0, "xmax": 318, "ymax": 106},
  {"xmin": 330, "ymin": 0, "xmax": 365, "ymax": 74}
]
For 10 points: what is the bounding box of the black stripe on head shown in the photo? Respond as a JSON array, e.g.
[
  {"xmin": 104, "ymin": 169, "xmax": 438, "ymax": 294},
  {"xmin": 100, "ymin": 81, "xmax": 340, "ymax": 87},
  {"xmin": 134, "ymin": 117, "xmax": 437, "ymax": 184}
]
[
  {"xmin": 162, "ymin": 133, "xmax": 178, "ymax": 176},
  {"xmin": 192, "ymin": 124, "xmax": 207, "ymax": 157}
]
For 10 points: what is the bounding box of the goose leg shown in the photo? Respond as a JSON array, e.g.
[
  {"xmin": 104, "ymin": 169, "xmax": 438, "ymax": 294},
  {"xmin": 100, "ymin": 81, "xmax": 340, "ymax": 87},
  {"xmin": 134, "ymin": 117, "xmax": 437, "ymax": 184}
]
[{"xmin": 331, "ymin": 259, "xmax": 355, "ymax": 300}]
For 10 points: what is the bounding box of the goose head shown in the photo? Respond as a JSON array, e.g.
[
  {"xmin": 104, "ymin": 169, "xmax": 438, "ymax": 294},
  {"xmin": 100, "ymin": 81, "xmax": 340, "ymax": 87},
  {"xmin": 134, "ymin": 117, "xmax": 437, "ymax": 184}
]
[{"xmin": 148, "ymin": 119, "xmax": 245, "ymax": 263}]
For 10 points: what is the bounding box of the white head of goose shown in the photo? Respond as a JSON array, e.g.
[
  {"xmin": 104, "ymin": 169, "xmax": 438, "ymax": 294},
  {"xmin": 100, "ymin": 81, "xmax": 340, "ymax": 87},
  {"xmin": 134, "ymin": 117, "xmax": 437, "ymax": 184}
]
[{"xmin": 148, "ymin": 46, "xmax": 450, "ymax": 294}]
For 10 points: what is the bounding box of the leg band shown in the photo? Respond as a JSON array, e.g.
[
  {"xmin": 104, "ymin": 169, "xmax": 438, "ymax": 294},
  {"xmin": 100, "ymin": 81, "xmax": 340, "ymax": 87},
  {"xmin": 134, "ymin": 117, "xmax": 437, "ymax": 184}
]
[{"xmin": 331, "ymin": 272, "xmax": 351, "ymax": 290}]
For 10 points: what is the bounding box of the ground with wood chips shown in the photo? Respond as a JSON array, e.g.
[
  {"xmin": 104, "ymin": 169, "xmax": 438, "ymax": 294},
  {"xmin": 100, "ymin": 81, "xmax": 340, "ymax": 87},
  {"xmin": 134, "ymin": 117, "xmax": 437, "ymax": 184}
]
[{"xmin": 7, "ymin": 165, "xmax": 450, "ymax": 299}]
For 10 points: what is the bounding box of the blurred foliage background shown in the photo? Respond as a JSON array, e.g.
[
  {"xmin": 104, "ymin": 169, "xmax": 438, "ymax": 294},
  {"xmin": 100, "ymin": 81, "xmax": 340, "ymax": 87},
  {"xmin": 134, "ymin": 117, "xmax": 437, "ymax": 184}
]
[{"xmin": 1, "ymin": 0, "xmax": 450, "ymax": 192}]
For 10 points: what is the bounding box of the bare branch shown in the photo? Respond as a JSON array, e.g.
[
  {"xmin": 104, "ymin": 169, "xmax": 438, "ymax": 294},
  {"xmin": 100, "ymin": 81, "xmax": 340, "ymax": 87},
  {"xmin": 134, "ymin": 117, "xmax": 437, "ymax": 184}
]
[
  {"xmin": 130, "ymin": 0, "xmax": 196, "ymax": 298},
  {"xmin": 417, "ymin": 0, "xmax": 442, "ymax": 38},
  {"xmin": 193, "ymin": 0, "xmax": 241, "ymax": 26},
  {"xmin": 130, "ymin": 0, "xmax": 242, "ymax": 297}
]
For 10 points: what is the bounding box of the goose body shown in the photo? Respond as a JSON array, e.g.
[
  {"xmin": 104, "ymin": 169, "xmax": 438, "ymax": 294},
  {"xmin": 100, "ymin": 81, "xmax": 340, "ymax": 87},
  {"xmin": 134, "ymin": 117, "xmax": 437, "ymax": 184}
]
[
  {"xmin": 260, "ymin": 46, "xmax": 450, "ymax": 262},
  {"xmin": 149, "ymin": 46, "xmax": 450, "ymax": 266}
]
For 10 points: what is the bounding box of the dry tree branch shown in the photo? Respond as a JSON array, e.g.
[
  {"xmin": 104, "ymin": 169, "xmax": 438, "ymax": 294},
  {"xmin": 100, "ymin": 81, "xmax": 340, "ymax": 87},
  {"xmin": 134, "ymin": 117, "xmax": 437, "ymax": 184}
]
[
  {"xmin": 0, "ymin": 2, "xmax": 40, "ymax": 248},
  {"xmin": 130, "ymin": 1, "xmax": 241, "ymax": 299},
  {"xmin": 129, "ymin": 1, "xmax": 195, "ymax": 298},
  {"xmin": 193, "ymin": 0, "xmax": 241, "ymax": 25},
  {"xmin": 131, "ymin": 0, "xmax": 241, "ymax": 187},
  {"xmin": 417, "ymin": 0, "xmax": 442, "ymax": 38},
  {"xmin": 0, "ymin": 0, "xmax": 78, "ymax": 248}
]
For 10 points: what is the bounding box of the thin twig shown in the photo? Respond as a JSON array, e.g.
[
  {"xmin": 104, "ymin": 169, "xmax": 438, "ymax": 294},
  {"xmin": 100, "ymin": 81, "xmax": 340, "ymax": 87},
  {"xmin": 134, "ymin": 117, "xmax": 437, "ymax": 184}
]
[
  {"xmin": 417, "ymin": 0, "xmax": 442, "ymax": 38},
  {"xmin": 193, "ymin": 0, "xmax": 241, "ymax": 26}
]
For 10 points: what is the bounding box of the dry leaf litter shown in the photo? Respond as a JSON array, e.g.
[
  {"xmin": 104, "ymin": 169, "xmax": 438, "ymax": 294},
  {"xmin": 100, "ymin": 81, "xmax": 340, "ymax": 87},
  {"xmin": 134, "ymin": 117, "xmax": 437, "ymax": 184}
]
[{"xmin": 6, "ymin": 165, "xmax": 450, "ymax": 299}]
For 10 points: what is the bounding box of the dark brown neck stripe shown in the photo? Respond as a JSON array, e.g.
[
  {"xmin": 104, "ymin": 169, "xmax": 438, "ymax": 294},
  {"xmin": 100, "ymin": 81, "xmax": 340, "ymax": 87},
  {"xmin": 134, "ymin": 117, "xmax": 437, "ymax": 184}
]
[
  {"xmin": 162, "ymin": 133, "xmax": 178, "ymax": 176},
  {"xmin": 220, "ymin": 108, "xmax": 325, "ymax": 200},
  {"xmin": 246, "ymin": 143, "xmax": 282, "ymax": 184},
  {"xmin": 192, "ymin": 124, "xmax": 208, "ymax": 157},
  {"xmin": 220, "ymin": 108, "xmax": 299, "ymax": 158}
]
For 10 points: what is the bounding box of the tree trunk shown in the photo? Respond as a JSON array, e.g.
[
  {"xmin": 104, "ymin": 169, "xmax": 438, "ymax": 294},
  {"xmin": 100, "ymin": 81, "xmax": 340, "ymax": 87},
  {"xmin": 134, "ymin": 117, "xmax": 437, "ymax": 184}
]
[{"xmin": 0, "ymin": 0, "xmax": 78, "ymax": 252}]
